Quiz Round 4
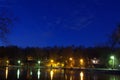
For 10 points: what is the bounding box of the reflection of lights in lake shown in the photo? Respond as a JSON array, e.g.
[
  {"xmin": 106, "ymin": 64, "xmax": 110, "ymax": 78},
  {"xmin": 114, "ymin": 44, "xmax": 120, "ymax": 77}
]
[
  {"xmin": 70, "ymin": 70, "xmax": 74, "ymax": 80},
  {"xmin": 30, "ymin": 70, "xmax": 32, "ymax": 76},
  {"xmin": 37, "ymin": 69, "xmax": 41, "ymax": 79},
  {"xmin": 70, "ymin": 76, "xmax": 72, "ymax": 80},
  {"xmin": 65, "ymin": 74, "xmax": 67, "ymax": 80},
  {"xmin": 27, "ymin": 69, "xmax": 32, "ymax": 79},
  {"xmin": 17, "ymin": 69, "xmax": 20, "ymax": 79},
  {"xmin": 110, "ymin": 75, "xmax": 116, "ymax": 80},
  {"xmin": 5, "ymin": 67, "xmax": 8, "ymax": 79},
  {"xmin": 50, "ymin": 70, "xmax": 54, "ymax": 80},
  {"xmin": 80, "ymin": 71, "xmax": 84, "ymax": 80}
]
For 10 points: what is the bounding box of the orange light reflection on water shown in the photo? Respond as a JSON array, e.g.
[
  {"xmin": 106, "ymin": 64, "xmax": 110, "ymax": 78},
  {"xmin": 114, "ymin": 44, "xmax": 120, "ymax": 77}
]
[
  {"xmin": 80, "ymin": 71, "xmax": 84, "ymax": 80},
  {"xmin": 5, "ymin": 67, "xmax": 8, "ymax": 79},
  {"xmin": 50, "ymin": 70, "xmax": 54, "ymax": 80}
]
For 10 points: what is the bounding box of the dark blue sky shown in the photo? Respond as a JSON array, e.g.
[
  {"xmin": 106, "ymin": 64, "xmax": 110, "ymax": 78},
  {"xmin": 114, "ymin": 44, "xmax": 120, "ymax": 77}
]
[{"xmin": 0, "ymin": 0, "xmax": 120, "ymax": 47}]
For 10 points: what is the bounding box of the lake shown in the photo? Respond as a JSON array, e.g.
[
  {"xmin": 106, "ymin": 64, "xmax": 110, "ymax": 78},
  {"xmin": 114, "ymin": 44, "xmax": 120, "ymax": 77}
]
[{"xmin": 0, "ymin": 67, "xmax": 120, "ymax": 80}]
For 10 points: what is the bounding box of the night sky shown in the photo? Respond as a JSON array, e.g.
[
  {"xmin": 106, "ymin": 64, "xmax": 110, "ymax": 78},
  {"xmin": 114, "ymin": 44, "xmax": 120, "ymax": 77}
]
[{"xmin": 0, "ymin": 0, "xmax": 120, "ymax": 47}]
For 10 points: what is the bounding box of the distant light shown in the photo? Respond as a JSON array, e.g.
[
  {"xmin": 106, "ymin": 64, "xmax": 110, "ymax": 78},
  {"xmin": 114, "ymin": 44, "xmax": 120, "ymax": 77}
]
[
  {"xmin": 92, "ymin": 58, "xmax": 99, "ymax": 64},
  {"xmin": 92, "ymin": 60, "xmax": 96, "ymax": 64},
  {"xmin": 69, "ymin": 57, "xmax": 73, "ymax": 61},
  {"xmin": 119, "ymin": 65, "xmax": 120, "ymax": 67},
  {"xmin": 80, "ymin": 59, "xmax": 83, "ymax": 62},
  {"xmin": 110, "ymin": 55, "xmax": 115, "ymax": 69},
  {"xmin": 80, "ymin": 59, "xmax": 84, "ymax": 65},
  {"xmin": 51, "ymin": 60, "xmax": 54, "ymax": 63},
  {"xmin": 6, "ymin": 60, "xmax": 9, "ymax": 64},
  {"xmin": 61, "ymin": 63, "xmax": 64, "ymax": 67},
  {"xmin": 110, "ymin": 56, "xmax": 114, "ymax": 60},
  {"xmin": 18, "ymin": 60, "xmax": 21, "ymax": 64},
  {"xmin": 38, "ymin": 61, "xmax": 41, "ymax": 64}
]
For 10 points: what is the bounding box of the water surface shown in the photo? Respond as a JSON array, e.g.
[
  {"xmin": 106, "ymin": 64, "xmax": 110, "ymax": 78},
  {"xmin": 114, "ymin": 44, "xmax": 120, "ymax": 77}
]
[{"xmin": 0, "ymin": 67, "xmax": 120, "ymax": 80}]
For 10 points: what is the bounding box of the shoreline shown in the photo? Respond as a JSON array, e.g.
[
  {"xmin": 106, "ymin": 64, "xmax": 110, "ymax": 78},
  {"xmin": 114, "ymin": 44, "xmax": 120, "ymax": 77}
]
[{"xmin": 0, "ymin": 66, "xmax": 120, "ymax": 74}]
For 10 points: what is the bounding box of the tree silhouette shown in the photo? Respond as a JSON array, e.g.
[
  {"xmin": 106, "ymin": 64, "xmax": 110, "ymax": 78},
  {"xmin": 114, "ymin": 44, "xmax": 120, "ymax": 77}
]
[
  {"xmin": 0, "ymin": 8, "xmax": 15, "ymax": 44},
  {"xmin": 110, "ymin": 25, "xmax": 120, "ymax": 49}
]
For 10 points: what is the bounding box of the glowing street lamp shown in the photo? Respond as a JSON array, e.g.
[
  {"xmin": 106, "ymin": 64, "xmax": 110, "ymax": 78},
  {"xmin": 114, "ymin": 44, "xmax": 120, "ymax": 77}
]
[
  {"xmin": 6, "ymin": 60, "xmax": 9, "ymax": 64},
  {"xmin": 110, "ymin": 55, "xmax": 115, "ymax": 69},
  {"xmin": 80, "ymin": 59, "xmax": 84, "ymax": 65},
  {"xmin": 6, "ymin": 60, "xmax": 9, "ymax": 66},
  {"xmin": 69, "ymin": 57, "xmax": 73, "ymax": 61},
  {"xmin": 18, "ymin": 60, "xmax": 21, "ymax": 64},
  {"xmin": 38, "ymin": 60, "xmax": 41, "ymax": 64},
  {"xmin": 110, "ymin": 56, "xmax": 114, "ymax": 60},
  {"xmin": 69, "ymin": 57, "xmax": 74, "ymax": 67},
  {"xmin": 50, "ymin": 60, "xmax": 54, "ymax": 63},
  {"xmin": 50, "ymin": 59, "xmax": 54, "ymax": 67}
]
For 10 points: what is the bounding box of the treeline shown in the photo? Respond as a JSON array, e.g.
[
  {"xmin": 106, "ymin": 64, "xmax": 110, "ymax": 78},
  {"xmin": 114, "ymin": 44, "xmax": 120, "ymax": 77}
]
[{"xmin": 0, "ymin": 45, "xmax": 120, "ymax": 60}]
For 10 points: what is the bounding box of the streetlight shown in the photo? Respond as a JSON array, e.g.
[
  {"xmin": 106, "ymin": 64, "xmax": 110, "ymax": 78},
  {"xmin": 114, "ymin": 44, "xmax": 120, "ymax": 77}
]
[
  {"xmin": 50, "ymin": 60, "xmax": 54, "ymax": 63},
  {"xmin": 80, "ymin": 59, "xmax": 84, "ymax": 65},
  {"xmin": 50, "ymin": 59, "xmax": 54, "ymax": 67},
  {"xmin": 69, "ymin": 57, "xmax": 74, "ymax": 67},
  {"xmin": 6, "ymin": 60, "xmax": 9, "ymax": 66},
  {"xmin": 37, "ymin": 60, "xmax": 41, "ymax": 68},
  {"xmin": 38, "ymin": 60, "xmax": 41, "ymax": 64},
  {"xmin": 110, "ymin": 55, "xmax": 115, "ymax": 69},
  {"xmin": 69, "ymin": 57, "xmax": 73, "ymax": 61},
  {"xmin": 18, "ymin": 60, "xmax": 21, "ymax": 64}
]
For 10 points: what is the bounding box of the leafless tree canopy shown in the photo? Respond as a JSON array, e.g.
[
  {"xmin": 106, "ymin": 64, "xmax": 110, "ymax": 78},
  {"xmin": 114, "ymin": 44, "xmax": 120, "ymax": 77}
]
[
  {"xmin": 0, "ymin": 8, "xmax": 15, "ymax": 43},
  {"xmin": 110, "ymin": 25, "xmax": 120, "ymax": 49}
]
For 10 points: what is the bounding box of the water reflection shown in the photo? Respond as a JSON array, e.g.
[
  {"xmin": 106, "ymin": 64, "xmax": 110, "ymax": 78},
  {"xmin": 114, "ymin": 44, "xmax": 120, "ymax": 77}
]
[
  {"xmin": 27, "ymin": 68, "xmax": 32, "ymax": 79},
  {"xmin": 37, "ymin": 68, "xmax": 41, "ymax": 79},
  {"xmin": 30, "ymin": 69, "xmax": 32, "ymax": 76},
  {"xmin": 70, "ymin": 70, "xmax": 74, "ymax": 80},
  {"xmin": 80, "ymin": 71, "xmax": 84, "ymax": 80},
  {"xmin": 110, "ymin": 75, "xmax": 118, "ymax": 80},
  {"xmin": 5, "ymin": 67, "xmax": 8, "ymax": 79},
  {"xmin": 93, "ymin": 74, "xmax": 97, "ymax": 80},
  {"xmin": 65, "ymin": 74, "xmax": 67, "ymax": 80},
  {"xmin": 50, "ymin": 69, "xmax": 54, "ymax": 80},
  {"xmin": 17, "ymin": 68, "xmax": 20, "ymax": 79},
  {"xmin": 70, "ymin": 76, "xmax": 73, "ymax": 80},
  {"xmin": 1, "ymin": 68, "xmax": 120, "ymax": 80}
]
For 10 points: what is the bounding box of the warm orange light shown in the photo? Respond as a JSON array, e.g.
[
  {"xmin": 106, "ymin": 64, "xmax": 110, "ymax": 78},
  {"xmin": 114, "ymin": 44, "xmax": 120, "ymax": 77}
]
[
  {"xmin": 57, "ymin": 62, "xmax": 60, "ymax": 65},
  {"xmin": 80, "ymin": 59, "xmax": 83, "ymax": 62},
  {"xmin": 6, "ymin": 60, "xmax": 9, "ymax": 64},
  {"xmin": 61, "ymin": 63, "xmax": 64, "ymax": 67},
  {"xmin": 50, "ymin": 70, "xmax": 54, "ymax": 80},
  {"xmin": 80, "ymin": 71, "xmax": 84, "ymax": 80},
  {"xmin": 69, "ymin": 57, "xmax": 73, "ymax": 61},
  {"xmin": 50, "ymin": 60, "xmax": 54, "ymax": 63},
  {"xmin": 80, "ymin": 59, "xmax": 84, "ymax": 65},
  {"xmin": 5, "ymin": 67, "xmax": 8, "ymax": 79}
]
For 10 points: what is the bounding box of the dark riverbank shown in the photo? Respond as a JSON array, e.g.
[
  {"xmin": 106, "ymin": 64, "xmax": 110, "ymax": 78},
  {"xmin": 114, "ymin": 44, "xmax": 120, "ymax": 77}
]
[{"xmin": 62, "ymin": 67, "xmax": 120, "ymax": 74}]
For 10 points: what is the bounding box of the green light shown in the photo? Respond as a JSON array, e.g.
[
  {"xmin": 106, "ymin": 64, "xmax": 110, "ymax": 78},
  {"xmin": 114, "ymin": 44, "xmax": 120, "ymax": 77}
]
[
  {"xmin": 110, "ymin": 55, "xmax": 115, "ymax": 69},
  {"xmin": 18, "ymin": 60, "xmax": 21, "ymax": 64},
  {"xmin": 38, "ymin": 61, "xmax": 41, "ymax": 64},
  {"xmin": 110, "ymin": 56, "xmax": 114, "ymax": 60}
]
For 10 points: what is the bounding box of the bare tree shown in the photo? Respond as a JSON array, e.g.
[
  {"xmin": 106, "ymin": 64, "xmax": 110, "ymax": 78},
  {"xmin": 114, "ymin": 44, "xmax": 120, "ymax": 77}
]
[
  {"xmin": 0, "ymin": 8, "xmax": 15, "ymax": 44},
  {"xmin": 110, "ymin": 25, "xmax": 120, "ymax": 49}
]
